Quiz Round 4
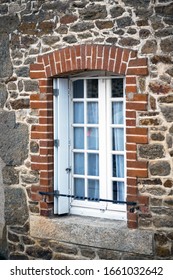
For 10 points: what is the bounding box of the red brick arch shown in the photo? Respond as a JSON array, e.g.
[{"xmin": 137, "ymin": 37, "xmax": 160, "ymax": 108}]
[{"xmin": 30, "ymin": 44, "xmax": 149, "ymax": 228}]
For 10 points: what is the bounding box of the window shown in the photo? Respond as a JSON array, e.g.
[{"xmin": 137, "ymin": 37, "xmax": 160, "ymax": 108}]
[{"xmin": 53, "ymin": 75, "xmax": 126, "ymax": 220}]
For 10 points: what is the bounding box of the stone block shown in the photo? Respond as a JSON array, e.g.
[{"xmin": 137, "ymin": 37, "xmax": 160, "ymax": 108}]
[
  {"xmin": 138, "ymin": 144, "xmax": 165, "ymax": 159},
  {"xmin": 149, "ymin": 161, "xmax": 171, "ymax": 176}
]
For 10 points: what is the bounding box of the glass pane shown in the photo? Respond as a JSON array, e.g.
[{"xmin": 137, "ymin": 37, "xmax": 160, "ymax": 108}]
[
  {"xmin": 74, "ymin": 178, "xmax": 85, "ymax": 199},
  {"xmin": 113, "ymin": 181, "xmax": 124, "ymax": 202},
  {"xmin": 74, "ymin": 128, "xmax": 84, "ymax": 149},
  {"xmin": 112, "ymin": 128, "xmax": 124, "ymax": 151},
  {"xmin": 112, "ymin": 78, "xmax": 123, "ymax": 98},
  {"xmin": 73, "ymin": 80, "xmax": 84, "ymax": 98},
  {"xmin": 74, "ymin": 102, "xmax": 84, "ymax": 123},
  {"xmin": 112, "ymin": 155, "xmax": 124, "ymax": 178},
  {"xmin": 74, "ymin": 153, "xmax": 84, "ymax": 175},
  {"xmin": 87, "ymin": 128, "xmax": 99, "ymax": 150},
  {"xmin": 87, "ymin": 102, "xmax": 98, "ymax": 124},
  {"xmin": 87, "ymin": 79, "xmax": 98, "ymax": 98},
  {"xmin": 88, "ymin": 153, "xmax": 99, "ymax": 176},
  {"xmin": 88, "ymin": 179, "xmax": 99, "ymax": 200},
  {"xmin": 112, "ymin": 102, "xmax": 123, "ymax": 124}
]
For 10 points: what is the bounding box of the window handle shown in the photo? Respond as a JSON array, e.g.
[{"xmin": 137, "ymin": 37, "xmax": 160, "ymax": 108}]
[{"xmin": 65, "ymin": 167, "xmax": 71, "ymax": 173}]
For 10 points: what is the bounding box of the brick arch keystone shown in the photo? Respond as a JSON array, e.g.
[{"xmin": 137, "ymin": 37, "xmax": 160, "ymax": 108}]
[{"xmin": 30, "ymin": 44, "xmax": 149, "ymax": 229}]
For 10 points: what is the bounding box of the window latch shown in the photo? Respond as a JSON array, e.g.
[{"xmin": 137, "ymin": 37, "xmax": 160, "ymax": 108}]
[{"xmin": 65, "ymin": 167, "xmax": 71, "ymax": 173}]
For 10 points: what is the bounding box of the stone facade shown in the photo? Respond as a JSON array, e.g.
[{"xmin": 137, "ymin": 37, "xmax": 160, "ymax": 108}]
[{"xmin": 0, "ymin": 0, "xmax": 173, "ymax": 260}]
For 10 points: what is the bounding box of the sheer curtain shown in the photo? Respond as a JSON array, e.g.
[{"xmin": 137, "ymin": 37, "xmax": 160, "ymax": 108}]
[{"xmin": 112, "ymin": 102, "xmax": 124, "ymax": 201}]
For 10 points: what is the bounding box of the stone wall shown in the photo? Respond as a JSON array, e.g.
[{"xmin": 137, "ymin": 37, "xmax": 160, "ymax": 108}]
[{"xmin": 0, "ymin": 0, "xmax": 173, "ymax": 259}]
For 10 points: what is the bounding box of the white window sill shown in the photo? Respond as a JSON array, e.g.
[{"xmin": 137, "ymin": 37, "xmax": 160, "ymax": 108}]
[{"xmin": 30, "ymin": 214, "xmax": 153, "ymax": 256}]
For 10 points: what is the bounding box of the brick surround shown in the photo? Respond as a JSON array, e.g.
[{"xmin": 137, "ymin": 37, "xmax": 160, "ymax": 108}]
[{"xmin": 30, "ymin": 44, "xmax": 149, "ymax": 229}]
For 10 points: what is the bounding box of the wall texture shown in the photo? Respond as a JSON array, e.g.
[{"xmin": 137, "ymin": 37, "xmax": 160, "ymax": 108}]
[{"xmin": 0, "ymin": 0, "xmax": 173, "ymax": 259}]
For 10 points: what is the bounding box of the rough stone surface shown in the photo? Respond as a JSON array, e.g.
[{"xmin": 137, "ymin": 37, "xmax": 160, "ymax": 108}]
[
  {"xmin": 5, "ymin": 187, "xmax": 29, "ymax": 225},
  {"xmin": 0, "ymin": 111, "xmax": 28, "ymax": 165},
  {"xmin": 2, "ymin": 166, "xmax": 19, "ymax": 185},
  {"xmin": 149, "ymin": 161, "xmax": 171, "ymax": 176},
  {"xmin": 138, "ymin": 144, "xmax": 165, "ymax": 159},
  {"xmin": 0, "ymin": 83, "xmax": 8, "ymax": 108},
  {"xmin": 30, "ymin": 216, "xmax": 153, "ymax": 256},
  {"xmin": 0, "ymin": 33, "xmax": 13, "ymax": 79},
  {"xmin": 160, "ymin": 105, "xmax": 173, "ymax": 122}
]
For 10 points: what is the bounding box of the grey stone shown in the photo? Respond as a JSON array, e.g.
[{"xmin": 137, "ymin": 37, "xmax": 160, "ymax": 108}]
[
  {"xmin": 155, "ymin": 3, "xmax": 173, "ymax": 17},
  {"xmin": 149, "ymin": 161, "xmax": 171, "ymax": 176},
  {"xmin": 10, "ymin": 253, "xmax": 29, "ymax": 260},
  {"xmin": 5, "ymin": 187, "xmax": 29, "ymax": 225},
  {"xmin": 166, "ymin": 67, "xmax": 173, "ymax": 77},
  {"xmin": 79, "ymin": 4, "xmax": 107, "ymax": 20},
  {"xmin": 0, "ymin": 83, "xmax": 8, "ymax": 108},
  {"xmin": 24, "ymin": 80, "xmax": 39, "ymax": 92},
  {"xmin": 139, "ymin": 29, "xmax": 151, "ymax": 39},
  {"xmin": 141, "ymin": 40, "xmax": 157, "ymax": 54},
  {"xmin": 63, "ymin": 35, "xmax": 77, "ymax": 44},
  {"xmin": 138, "ymin": 144, "xmax": 165, "ymax": 159},
  {"xmin": 70, "ymin": 22, "xmax": 94, "ymax": 32},
  {"xmin": 153, "ymin": 216, "xmax": 173, "ymax": 228},
  {"xmin": 10, "ymin": 98, "xmax": 30, "ymax": 110},
  {"xmin": 150, "ymin": 133, "xmax": 165, "ymax": 141},
  {"xmin": 160, "ymin": 105, "xmax": 173, "ymax": 122},
  {"xmin": 139, "ymin": 186, "xmax": 166, "ymax": 196},
  {"xmin": 2, "ymin": 166, "xmax": 19, "ymax": 185},
  {"xmin": 110, "ymin": 6, "xmax": 125, "ymax": 18},
  {"xmin": 15, "ymin": 66, "xmax": 29, "ymax": 77},
  {"xmin": 0, "ymin": 15, "xmax": 20, "ymax": 33},
  {"xmin": 49, "ymin": 241, "xmax": 78, "ymax": 255},
  {"xmin": 119, "ymin": 37, "xmax": 140, "ymax": 47},
  {"xmin": 0, "ymin": 111, "xmax": 28, "ymax": 166},
  {"xmin": 30, "ymin": 216, "xmax": 153, "ymax": 255},
  {"xmin": 160, "ymin": 37, "xmax": 173, "ymax": 53},
  {"xmin": 122, "ymin": 0, "xmax": 150, "ymax": 8},
  {"xmin": 155, "ymin": 27, "xmax": 173, "ymax": 38},
  {"xmin": 158, "ymin": 95, "xmax": 173, "ymax": 103},
  {"xmin": 8, "ymin": 231, "xmax": 20, "ymax": 243},
  {"xmin": 151, "ymin": 55, "xmax": 173, "ymax": 64},
  {"xmin": 117, "ymin": 16, "xmax": 134, "ymax": 28},
  {"xmin": 21, "ymin": 235, "xmax": 35, "ymax": 245},
  {"xmin": 0, "ymin": 33, "xmax": 13, "ymax": 79},
  {"xmin": 26, "ymin": 245, "xmax": 52, "ymax": 260}
]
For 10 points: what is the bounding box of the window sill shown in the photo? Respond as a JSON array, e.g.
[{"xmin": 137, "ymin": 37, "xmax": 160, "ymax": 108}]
[{"xmin": 30, "ymin": 214, "xmax": 153, "ymax": 256}]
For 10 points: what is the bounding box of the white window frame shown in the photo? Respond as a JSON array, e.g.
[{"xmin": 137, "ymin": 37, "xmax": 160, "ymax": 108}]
[{"xmin": 53, "ymin": 74, "xmax": 127, "ymax": 221}]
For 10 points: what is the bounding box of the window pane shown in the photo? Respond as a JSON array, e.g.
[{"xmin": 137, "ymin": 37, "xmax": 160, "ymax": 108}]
[
  {"xmin": 73, "ymin": 80, "xmax": 84, "ymax": 98},
  {"xmin": 112, "ymin": 102, "xmax": 123, "ymax": 124},
  {"xmin": 74, "ymin": 128, "xmax": 84, "ymax": 149},
  {"xmin": 113, "ymin": 181, "xmax": 124, "ymax": 202},
  {"xmin": 74, "ymin": 178, "xmax": 85, "ymax": 199},
  {"xmin": 112, "ymin": 128, "xmax": 124, "ymax": 151},
  {"xmin": 74, "ymin": 153, "xmax": 84, "ymax": 175},
  {"xmin": 87, "ymin": 79, "xmax": 98, "ymax": 98},
  {"xmin": 88, "ymin": 179, "xmax": 99, "ymax": 200},
  {"xmin": 74, "ymin": 102, "xmax": 84, "ymax": 123},
  {"xmin": 88, "ymin": 153, "xmax": 99, "ymax": 176},
  {"xmin": 112, "ymin": 78, "xmax": 123, "ymax": 98},
  {"xmin": 87, "ymin": 128, "xmax": 99, "ymax": 150},
  {"xmin": 87, "ymin": 102, "xmax": 98, "ymax": 124},
  {"xmin": 112, "ymin": 155, "xmax": 124, "ymax": 178}
]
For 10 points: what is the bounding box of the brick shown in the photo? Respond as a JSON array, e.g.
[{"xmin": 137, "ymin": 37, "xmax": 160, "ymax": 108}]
[
  {"xmin": 126, "ymin": 119, "xmax": 136, "ymax": 126},
  {"xmin": 70, "ymin": 47, "xmax": 77, "ymax": 71},
  {"xmin": 127, "ymin": 169, "xmax": 148, "ymax": 178},
  {"xmin": 45, "ymin": 66, "xmax": 52, "ymax": 77},
  {"xmin": 39, "ymin": 110, "xmax": 53, "ymax": 117},
  {"xmin": 127, "ymin": 161, "xmax": 148, "ymax": 169},
  {"xmin": 126, "ymin": 110, "xmax": 136, "ymax": 118},
  {"xmin": 103, "ymin": 46, "xmax": 110, "ymax": 70},
  {"xmin": 126, "ymin": 127, "xmax": 148, "ymax": 135},
  {"xmin": 30, "ymin": 64, "xmax": 44, "ymax": 71},
  {"xmin": 127, "ymin": 177, "xmax": 137, "ymax": 186},
  {"xmin": 126, "ymin": 143, "xmax": 136, "ymax": 151},
  {"xmin": 42, "ymin": 54, "xmax": 50, "ymax": 66},
  {"xmin": 127, "ymin": 220, "xmax": 138, "ymax": 229},
  {"xmin": 119, "ymin": 62, "xmax": 127, "ymax": 75},
  {"xmin": 126, "ymin": 67, "xmax": 148, "ymax": 76},
  {"xmin": 31, "ymin": 131, "xmax": 53, "ymax": 140},
  {"xmin": 126, "ymin": 102, "xmax": 147, "ymax": 111},
  {"xmin": 115, "ymin": 47, "xmax": 123, "ymax": 73},
  {"xmin": 128, "ymin": 58, "xmax": 148, "ymax": 67},
  {"xmin": 31, "ymin": 163, "xmax": 54, "ymax": 171},
  {"xmin": 126, "ymin": 135, "xmax": 148, "ymax": 144},
  {"xmin": 39, "ymin": 117, "xmax": 53, "ymax": 125},
  {"xmin": 127, "ymin": 152, "xmax": 137, "ymax": 160},
  {"xmin": 128, "ymin": 94, "xmax": 148, "ymax": 102},
  {"xmin": 126, "ymin": 85, "xmax": 137, "ymax": 93},
  {"xmin": 30, "ymin": 101, "xmax": 53, "ymax": 109},
  {"xmin": 127, "ymin": 186, "xmax": 138, "ymax": 195},
  {"xmin": 31, "ymin": 125, "xmax": 53, "ymax": 133},
  {"xmin": 122, "ymin": 48, "xmax": 130, "ymax": 63},
  {"xmin": 92, "ymin": 45, "xmax": 97, "ymax": 69},
  {"xmin": 40, "ymin": 201, "xmax": 54, "ymax": 209},
  {"xmin": 40, "ymin": 148, "xmax": 54, "ymax": 156},
  {"xmin": 40, "ymin": 140, "xmax": 54, "ymax": 148},
  {"xmin": 30, "ymin": 71, "xmax": 46, "ymax": 79},
  {"xmin": 40, "ymin": 171, "xmax": 54, "ymax": 180},
  {"xmin": 126, "ymin": 76, "xmax": 136, "ymax": 85},
  {"xmin": 138, "ymin": 196, "xmax": 149, "ymax": 205},
  {"xmin": 110, "ymin": 46, "xmax": 117, "ymax": 59},
  {"xmin": 31, "ymin": 155, "xmax": 53, "ymax": 164},
  {"xmin": 49, "ymin": 53, "xmax": 57, "ymax": 76}
]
